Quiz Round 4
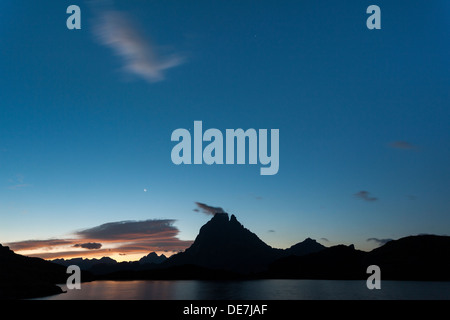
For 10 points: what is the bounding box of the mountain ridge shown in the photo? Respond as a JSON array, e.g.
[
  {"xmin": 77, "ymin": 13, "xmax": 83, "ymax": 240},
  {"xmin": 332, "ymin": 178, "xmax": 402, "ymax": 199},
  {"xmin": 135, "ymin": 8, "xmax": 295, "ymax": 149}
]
[
  {"xmin": 164, "ymin": 212, "xmax": 325, "ymax": 273},
  {"xmin": 0, "ymin": 244, "xmax": 68, "ymax": 299},
  {"xmin": 52, "ymin": 252, "xmax": 167, "ymax": 275}
]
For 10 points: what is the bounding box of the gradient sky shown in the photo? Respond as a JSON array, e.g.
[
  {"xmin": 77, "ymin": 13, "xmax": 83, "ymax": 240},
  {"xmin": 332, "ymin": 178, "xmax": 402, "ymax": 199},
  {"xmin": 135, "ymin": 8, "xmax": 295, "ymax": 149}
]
[{"xmin": 1, "ymin": 0, "xmax": 449, "ymax": 261}]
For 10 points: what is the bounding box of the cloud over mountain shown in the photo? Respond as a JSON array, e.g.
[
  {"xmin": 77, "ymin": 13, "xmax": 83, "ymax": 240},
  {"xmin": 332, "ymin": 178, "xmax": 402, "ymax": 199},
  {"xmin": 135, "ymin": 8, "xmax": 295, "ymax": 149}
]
[
  {"xmin": 367, "ymin": 237, "xmax": 393, "ymax": 246},
  {"xmin": 195, "ymin": 202, "xmax": 225, "ymax": 215}
]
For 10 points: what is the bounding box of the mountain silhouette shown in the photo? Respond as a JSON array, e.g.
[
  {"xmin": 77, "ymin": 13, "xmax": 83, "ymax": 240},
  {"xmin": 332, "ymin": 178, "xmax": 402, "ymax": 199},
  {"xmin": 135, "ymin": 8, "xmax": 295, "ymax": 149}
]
[
  {"xmin": 268, "ymin": 244, "xmax": 368, "ymax": 279},
  {"xmin": 364, "ymin": 235, "xmax": 450, "ymax": 281},
  {"xmin": 164, "ymin": 212, "xmax": 324, "ymax": 274},
  {"xmin": 285, "ymin": 237, "xmax": 326, "ymax": 256},
  {"xmin": 52, "ymin": 256, "xmax": 117, "ymax": 271},
  {"xmin": 165, "ymin": 213, "xmax": 283, "ymax": 273},
  {"xmin": 139, "ymin": 252, "xmax": 167, "ymax": 265},
  {"xmin": 0, "ymin": 244, "xmax": 67, "ymax": 299},
  {"xmin": 267, "ymin": 235, "xmax": 450, "ymax": 280}
]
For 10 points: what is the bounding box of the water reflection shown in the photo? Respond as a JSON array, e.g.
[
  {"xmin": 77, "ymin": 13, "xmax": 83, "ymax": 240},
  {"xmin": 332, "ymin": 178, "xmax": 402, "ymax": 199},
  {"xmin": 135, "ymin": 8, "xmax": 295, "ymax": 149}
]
[{"xmin": 38, "ymin": 280, "xmax": 450, "ymax": 300}]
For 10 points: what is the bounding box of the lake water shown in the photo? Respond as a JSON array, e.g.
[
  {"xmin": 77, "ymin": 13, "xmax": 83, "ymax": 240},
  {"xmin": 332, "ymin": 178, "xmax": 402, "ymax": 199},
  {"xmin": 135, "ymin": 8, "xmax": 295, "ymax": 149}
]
[{"xmin": 36, "ymin": 279, "xmax": 450, "ymax": 300}]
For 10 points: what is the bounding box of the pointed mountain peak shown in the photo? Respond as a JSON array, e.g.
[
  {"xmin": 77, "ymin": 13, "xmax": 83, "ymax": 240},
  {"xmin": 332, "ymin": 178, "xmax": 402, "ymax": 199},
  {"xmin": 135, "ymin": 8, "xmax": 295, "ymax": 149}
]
[
  {"xmin": 98, "ymin": 256, "xmax": 117, "ymax": 264},
  {"xmin": 286, "ymin": 238, "xmax": 326, "ymax": 256},
  {"xmin": 204, "ymin": 212, "xmax": 244, "ymax": 230},
  {"xmin": 211, "ymin": 212, "xmax": 229, "ymax": 221},
  {"xmin": 167, "ymin": 213, "xmax": 279, "ymax": 273},
  {"xmin": 229, "ymin": 214, "xmax": 242, "ymax": 227},
  {"xmin": 139, "ymin": 251, "xmax": 167, "ymax": 264},
  {"xmin": 0, "ymin": 244, "xmax": 10, "ymax": 251}
]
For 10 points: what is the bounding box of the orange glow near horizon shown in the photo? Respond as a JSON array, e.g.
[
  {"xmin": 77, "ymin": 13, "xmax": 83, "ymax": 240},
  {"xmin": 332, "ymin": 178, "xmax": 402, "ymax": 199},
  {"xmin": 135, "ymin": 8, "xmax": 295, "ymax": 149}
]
[
  {"xmin": 16, "ymin": 248, "xmax": 178, "ymax": 262},
  {"xmin": 17, "ymin": 247, "xmax": 179, "ymax": 261},
  {"xmin": 13, "ymin": 243, "xmax": 182, "ymax": 262},
  {"xmin": 5, "ymin": 218, "xmax": 193, "ymax": 262}
]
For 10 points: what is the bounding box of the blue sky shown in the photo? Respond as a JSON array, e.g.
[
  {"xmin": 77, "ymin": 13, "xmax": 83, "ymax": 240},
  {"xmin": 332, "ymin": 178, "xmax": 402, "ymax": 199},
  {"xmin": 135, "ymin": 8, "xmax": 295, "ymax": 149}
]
[{"xmin": 0, "ymin": 0, "xmax": 449, "ymax": 260}]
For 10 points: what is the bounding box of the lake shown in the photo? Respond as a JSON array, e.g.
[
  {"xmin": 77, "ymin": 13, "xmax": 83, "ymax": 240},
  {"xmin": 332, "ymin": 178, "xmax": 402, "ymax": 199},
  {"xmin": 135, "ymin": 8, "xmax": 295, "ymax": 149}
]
[{"xmin": 36, "ymin": 279, "xmax": 450, "ymax": 300}]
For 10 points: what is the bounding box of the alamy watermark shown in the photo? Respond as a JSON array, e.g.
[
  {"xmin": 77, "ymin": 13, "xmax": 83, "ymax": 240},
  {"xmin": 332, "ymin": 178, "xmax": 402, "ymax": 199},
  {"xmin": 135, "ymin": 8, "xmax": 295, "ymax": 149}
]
[
  {"xmin": 171, "ymin": 121, "xmax": 279, "ymax": 175},
  {"xmin": 366, "ymin": 5, "xmax": 381, "ymax": 30},
  {"xmin": 66, "ymin": 5, "xmax": 81, "ymax": 30},
  {"xmin": 66, "ymin": 265, "xmax": 81, "ymax": 290},
  {"xmin": 366, "ymin": 265, "xmax": 381, "ymax": 289}
]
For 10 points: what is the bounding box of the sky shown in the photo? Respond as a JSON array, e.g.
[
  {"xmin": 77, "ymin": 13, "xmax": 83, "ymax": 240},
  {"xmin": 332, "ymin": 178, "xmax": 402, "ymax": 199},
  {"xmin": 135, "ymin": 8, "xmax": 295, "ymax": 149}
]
[{"xmin": 0, "ymin": 0, "xmax": 449, "ymax": 262}]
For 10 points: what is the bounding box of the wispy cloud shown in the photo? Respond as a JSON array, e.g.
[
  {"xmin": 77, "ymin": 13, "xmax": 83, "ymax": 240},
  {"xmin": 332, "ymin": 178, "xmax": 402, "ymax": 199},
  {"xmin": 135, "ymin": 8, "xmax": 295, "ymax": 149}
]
[
  {"xmin": 5, "ymin": 239, "xmax": 75, "ymax": 251},
  {"xmin": 249, "ymin": 193, "xmax": 263, "ymax": 200},
  {"xmin": 7, "ymin": 174, "xmax": 32, "ymax": 190},
  {"xmin": 94, "ymin": 10, "xmax": 183, "ymax": 83},
  {"xmin": 367, "ymin": 237, "xmax": 393, "ymax": 246},
  {"xmin": 75, "ymin": 219, "xmax": 178, "ymax": 241},
  {"xmin": 7, "ymin": 184, "xmax": 32, "ymax": 190},
  {"xmin": 354, "ymin": 190, "xmax": 378, "ymax": 202},
  {"xmin": 320, "ymin": 237, "xmax": 330, "ymax": 242},
  {"xmin": 195, "ymin": 202, "xmax": 225, "ymax": 216},
  {"xmin": 388, "ymin": 141, "xmax": 418, "ymax": 150}
]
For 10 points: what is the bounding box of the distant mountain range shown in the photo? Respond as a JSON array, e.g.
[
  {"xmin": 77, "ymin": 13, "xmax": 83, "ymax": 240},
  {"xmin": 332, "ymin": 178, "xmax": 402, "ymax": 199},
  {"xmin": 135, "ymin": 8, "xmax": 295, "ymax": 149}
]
[
  {"xmin": 52, "ymin": 252, "xmax": 167, "ymax": 275},
  {"xmin": 2, "ymin": 212, "xmax": 450, "ymax": 299}
]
